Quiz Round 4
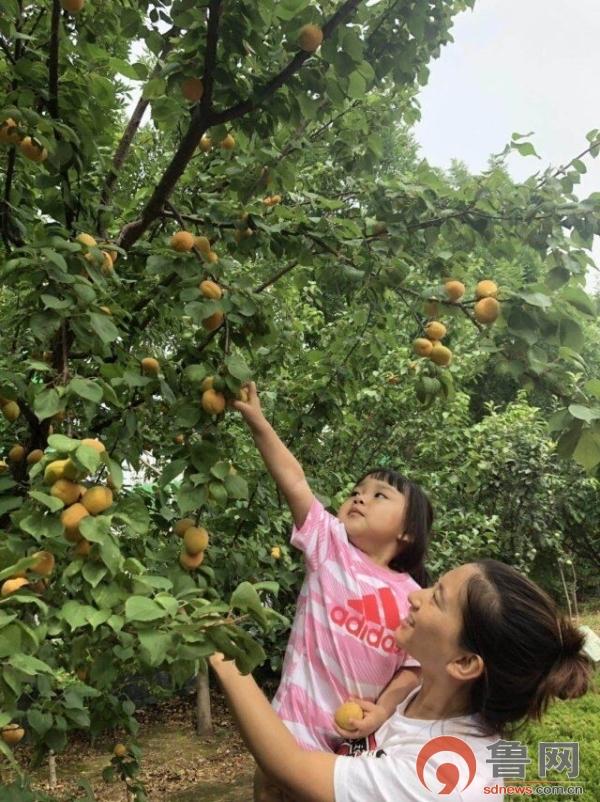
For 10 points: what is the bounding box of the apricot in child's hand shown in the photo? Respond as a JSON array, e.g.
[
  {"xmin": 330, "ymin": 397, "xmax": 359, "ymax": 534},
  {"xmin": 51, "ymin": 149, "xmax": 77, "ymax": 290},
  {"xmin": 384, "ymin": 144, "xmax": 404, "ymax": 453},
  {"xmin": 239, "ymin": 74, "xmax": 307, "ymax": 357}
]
[{"xmin": 334, "ymin": 701, "xmax": 364, "ymax": 731}]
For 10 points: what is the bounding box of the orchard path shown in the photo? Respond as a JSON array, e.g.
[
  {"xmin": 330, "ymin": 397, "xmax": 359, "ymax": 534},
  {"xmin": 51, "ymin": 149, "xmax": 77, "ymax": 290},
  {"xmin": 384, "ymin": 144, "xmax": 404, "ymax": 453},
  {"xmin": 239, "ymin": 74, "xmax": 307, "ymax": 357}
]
[{"xmin": 23, "ymin": 692, "xmax": 255, "ymax": 801}]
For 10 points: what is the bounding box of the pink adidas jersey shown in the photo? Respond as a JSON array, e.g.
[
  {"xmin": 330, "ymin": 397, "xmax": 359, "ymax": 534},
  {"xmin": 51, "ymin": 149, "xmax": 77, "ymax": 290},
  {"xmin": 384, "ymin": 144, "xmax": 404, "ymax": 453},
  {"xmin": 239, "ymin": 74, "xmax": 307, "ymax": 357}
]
[{"xmin": 272, "ymin": 496, "xmax": 420, "ymax": 752}]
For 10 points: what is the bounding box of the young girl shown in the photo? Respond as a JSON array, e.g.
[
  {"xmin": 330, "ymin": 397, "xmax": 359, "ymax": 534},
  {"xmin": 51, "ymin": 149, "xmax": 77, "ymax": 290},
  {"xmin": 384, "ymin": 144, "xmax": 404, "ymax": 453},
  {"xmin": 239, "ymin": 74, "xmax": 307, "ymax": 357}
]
[{"xmin": 232, "ymin": 382, "xmax": 433, "ymax": 802}]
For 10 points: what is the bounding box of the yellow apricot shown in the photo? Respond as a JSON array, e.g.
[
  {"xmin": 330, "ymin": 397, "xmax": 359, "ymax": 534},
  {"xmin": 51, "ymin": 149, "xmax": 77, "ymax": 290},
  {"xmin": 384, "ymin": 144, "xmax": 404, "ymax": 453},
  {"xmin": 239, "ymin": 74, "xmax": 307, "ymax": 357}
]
[
  {"xmin": 81, "ymin": 486, "xmax": 113, "ymax": 515},
  {"xmin": 183, "ymin": 526, "xmax": 209, "ymax": 554},
  {"xmin": 202, "ymin": 311, "xmax": 224, "ymax": 332},
  {"xmin": 424, "ymin": 321, "xmax": 447, "ymax": 341},
  {"xmin": 474, "ymin": 297, "xmax": 500, "ymax": 324},
  {"xmin": 413, "ymin": 338, "xmax": 434, "ymax": 358},
  {"xmin": 429, "ymin": 343, "xmax": 452, "ymax": 367},
  {"xmin": 193, "ymin": 235, "xmax": 211, "ymax": 255},
  {"xmin": 182, "ymin": 77, "xmax": 204, "ymax": 102},
  {"xmin": 298, "ymin": 24, "xmax": 323, "ymax": 52},
  {"xmin": 201, "ymin": 389, "xmax": 226, "ymax": 415},
  {"xmin": 29, "ymin": 550, "xmax": 55, "ymax": 577},
  {"xmin": 179, "ymin": 550, "xmax": 205, "ymax": 571},
  {"xmin": 141, "ymin": 357, "xmax": 160, "ymax": 376},
  {"xmin": 170, "ymin": 231, "xmax": 195, "ymax": 252},
  {"xmin": 475, "ymin": 280, "xmax": 498, "ymax": 299},
  {"xmin": 51, "ymin": 479, "xmax": 81, "ymax": 506},
  {"xmin": 174, "ymin": 518, "xmax": 195, "ymax": 538},
  {"xmin": 334, "ymin": 702, "xmax": 364, "ymax": 731},
  {"xmin": 199, "ymin": 280, "xmax": 222, "ymax": 299}
]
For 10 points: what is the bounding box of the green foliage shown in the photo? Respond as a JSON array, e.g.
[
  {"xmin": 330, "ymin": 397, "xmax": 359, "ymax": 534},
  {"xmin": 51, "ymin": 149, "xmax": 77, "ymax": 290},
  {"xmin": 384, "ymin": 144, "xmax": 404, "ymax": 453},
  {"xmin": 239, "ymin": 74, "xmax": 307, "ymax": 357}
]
[
  {"xmin": 506, "ymin": 679, "xmax": 600, "ymax": 802},
  {"xmin": 0, "ymin": 0, "xmax": 599, "ymax": 795}
]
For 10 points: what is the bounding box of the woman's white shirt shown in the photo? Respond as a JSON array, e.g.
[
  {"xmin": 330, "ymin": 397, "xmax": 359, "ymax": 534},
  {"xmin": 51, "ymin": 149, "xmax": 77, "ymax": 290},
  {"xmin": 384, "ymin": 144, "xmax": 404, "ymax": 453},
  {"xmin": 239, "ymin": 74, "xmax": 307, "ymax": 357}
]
[{"xmin": 334, "ymin": 687, "xmax": 504, "ymax": 801}]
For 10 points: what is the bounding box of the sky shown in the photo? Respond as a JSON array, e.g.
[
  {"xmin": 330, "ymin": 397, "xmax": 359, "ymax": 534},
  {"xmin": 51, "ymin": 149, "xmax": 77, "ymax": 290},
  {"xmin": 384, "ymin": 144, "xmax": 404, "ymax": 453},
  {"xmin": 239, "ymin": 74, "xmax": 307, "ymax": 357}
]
[{"xmin": 413, "ymin": 0, "xmax": 600, "ymax": 286}]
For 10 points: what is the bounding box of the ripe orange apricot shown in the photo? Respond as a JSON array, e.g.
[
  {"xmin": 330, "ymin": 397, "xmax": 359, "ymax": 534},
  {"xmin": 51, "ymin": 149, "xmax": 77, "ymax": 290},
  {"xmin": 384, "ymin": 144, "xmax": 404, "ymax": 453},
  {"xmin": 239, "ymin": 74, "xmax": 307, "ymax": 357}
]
[
  {"xmin": 474, "ymin": 297, "xmax": 500, "ymax": 324},
  {"xmin": 182, "ymin": 77, "xmax": 204, "ymax": 103},
  {"xmin": 475, "ymin": 280, "xmax": 498, "ymax": 299}
]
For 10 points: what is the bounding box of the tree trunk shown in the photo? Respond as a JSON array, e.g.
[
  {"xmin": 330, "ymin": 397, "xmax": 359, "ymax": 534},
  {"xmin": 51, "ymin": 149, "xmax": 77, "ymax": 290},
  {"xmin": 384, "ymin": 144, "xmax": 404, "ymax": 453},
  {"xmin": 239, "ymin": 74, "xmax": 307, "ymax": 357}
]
[
  {"xmin": 196, "ymin": 669, "xmax": 213, "ymax": 736},
  {"xmin": 48, "ymin": 751, "xmax": 57, "ymax": 788}
]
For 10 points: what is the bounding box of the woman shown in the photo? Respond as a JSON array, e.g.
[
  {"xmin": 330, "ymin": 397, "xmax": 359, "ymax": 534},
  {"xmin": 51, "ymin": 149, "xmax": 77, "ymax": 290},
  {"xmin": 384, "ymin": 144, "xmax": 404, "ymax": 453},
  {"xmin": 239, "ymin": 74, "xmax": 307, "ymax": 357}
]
[{"xmin": 210, "ymin": 560, "xmax": 591, "ymax": 802}]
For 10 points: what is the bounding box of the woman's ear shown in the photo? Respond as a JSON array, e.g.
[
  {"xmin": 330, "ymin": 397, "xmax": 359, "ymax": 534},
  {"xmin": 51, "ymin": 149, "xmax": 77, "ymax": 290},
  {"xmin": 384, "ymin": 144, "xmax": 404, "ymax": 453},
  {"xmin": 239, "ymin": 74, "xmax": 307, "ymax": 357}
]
[{"xmin": 447, "ymin": 652, "xmax": 485, "ymax": 683}]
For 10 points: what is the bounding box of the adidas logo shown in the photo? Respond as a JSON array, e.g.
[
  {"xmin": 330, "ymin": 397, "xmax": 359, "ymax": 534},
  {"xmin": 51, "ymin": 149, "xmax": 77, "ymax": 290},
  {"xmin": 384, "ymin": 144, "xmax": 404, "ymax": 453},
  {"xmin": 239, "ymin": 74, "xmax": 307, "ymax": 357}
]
[{"xmin": 330, "ymin": 588, "xmax": 401, "ymax": 654}]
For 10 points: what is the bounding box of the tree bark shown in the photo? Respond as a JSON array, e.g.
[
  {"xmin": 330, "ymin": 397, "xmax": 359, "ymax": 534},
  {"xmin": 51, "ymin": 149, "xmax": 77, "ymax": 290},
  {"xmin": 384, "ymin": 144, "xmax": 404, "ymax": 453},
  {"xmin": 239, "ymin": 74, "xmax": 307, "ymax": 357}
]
[
  {"xmin": 196, "ymin": 669, "xmax": 213, "ymax": 736},
  {"xmin": 48, "ymin": 751, "xmax": 57, "ymax": 788}
]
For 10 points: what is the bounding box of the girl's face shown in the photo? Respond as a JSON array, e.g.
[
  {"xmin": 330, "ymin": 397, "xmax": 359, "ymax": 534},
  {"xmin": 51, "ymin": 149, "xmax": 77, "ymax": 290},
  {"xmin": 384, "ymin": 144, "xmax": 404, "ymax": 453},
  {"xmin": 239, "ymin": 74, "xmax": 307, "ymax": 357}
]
[
  {"xmin": 337, "ymin": 476, "xmax": 409, "ymax": 558},
  {"xmin": 395, "ymin": 564, "xmax": 481, "ymax": 676}
]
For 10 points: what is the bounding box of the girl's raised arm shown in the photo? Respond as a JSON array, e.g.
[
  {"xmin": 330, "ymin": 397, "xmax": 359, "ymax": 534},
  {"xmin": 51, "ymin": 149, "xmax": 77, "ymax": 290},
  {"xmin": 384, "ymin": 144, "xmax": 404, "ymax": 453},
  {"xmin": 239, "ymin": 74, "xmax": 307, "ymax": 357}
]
[{"xmin": 232, "ymin": 382, "xmax": 314, "ymax": 528}]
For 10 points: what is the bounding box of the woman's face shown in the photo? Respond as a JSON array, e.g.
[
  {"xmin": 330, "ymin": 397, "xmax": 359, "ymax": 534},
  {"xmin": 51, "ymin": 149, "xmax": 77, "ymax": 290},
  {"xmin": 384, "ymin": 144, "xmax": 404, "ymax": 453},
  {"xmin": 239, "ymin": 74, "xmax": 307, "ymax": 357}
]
[{"xmin": 395, "ymin": 563, "xmax": 481, "ymax": 676}]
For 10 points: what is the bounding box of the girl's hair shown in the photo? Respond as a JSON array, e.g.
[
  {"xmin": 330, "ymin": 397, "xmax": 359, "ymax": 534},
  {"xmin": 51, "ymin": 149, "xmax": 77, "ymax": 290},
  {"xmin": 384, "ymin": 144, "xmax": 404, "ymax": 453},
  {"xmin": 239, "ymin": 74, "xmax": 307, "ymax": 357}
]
[
  {"xmin": 460, "ymin": 559, "xmax": 592, "ymax": 738},
  {"xmin": 354, "ymin": 467, "xmax": 433, "ymax": 587}
]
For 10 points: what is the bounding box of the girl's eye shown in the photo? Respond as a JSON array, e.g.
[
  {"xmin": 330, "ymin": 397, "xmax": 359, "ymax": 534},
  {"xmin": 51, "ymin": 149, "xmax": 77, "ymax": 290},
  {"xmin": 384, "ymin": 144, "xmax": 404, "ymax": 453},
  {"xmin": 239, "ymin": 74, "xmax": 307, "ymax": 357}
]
[{"xmin": 375, "ymin": 492, "xmax": 387, "ymax": 498}]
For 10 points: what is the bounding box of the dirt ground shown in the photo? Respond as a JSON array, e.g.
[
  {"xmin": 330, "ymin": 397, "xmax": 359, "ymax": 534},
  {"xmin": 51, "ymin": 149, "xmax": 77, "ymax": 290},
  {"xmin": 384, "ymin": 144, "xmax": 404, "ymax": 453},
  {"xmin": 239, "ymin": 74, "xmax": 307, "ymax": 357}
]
[{"xmin": 11, "ymin": 691, "xmax": 255, "ymax": 802}]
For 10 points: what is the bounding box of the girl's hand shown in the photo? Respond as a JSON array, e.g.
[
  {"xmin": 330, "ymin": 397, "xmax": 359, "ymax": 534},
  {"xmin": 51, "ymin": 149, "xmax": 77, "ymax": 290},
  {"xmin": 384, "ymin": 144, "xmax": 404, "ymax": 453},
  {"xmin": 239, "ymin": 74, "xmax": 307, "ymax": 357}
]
[
  {"xmin": 229, "ymin": 381, "xmax": 267, "ymax": 431},
  {"xmin": 333, "ymin": 699, "xmax": 389, "ymax": 740}
]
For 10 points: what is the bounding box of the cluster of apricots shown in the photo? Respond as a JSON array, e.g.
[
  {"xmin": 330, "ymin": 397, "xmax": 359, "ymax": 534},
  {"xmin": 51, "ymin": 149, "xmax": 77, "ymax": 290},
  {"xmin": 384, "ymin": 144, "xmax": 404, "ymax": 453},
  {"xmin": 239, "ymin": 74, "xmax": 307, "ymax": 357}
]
[
  {"xmin": 413, "ymin": 279, "xmax": 501, "ymax": 366},
  {"xmin": 0, "ymin": 118, "xmax": 48, "ymax": 163},
  {"xmin": 172, "ymin": 518, "xmax": 210, "ymax": 571},
  {"xmin": 76, "ymin": 232, "xmax": 118, "ymax": 277},
  {"xmin": 413, "ymin": 320, "xmax": 452, "ymax": 367},
  {"xmin": 442, "ymin": 278, "xmax": 501, "ymax": 324},
  {"xmin": 1, "ymin": 549, "xmax": 55, "ymax": 599},
  {"xmin": 42, "ymin": 439, "xmax": 114, "ymax": 557}
]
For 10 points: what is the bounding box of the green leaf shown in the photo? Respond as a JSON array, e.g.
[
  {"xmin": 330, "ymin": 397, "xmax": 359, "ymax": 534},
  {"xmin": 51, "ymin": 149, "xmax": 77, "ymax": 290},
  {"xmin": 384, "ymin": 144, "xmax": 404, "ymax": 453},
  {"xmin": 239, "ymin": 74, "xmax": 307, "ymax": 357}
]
[
  {"xmin": 69, "ymin": 378, "xmax": 104, "ymax": 403},
  {"xmin": 584, "ymin": 379, "xmax": 600, "ymax": 400},
  {"xmin": 159, "ymin": 459, "xmax": 187, "ymax": 488},
  {"xmin": 34, "ymin": 388, "xmax": 63, "ymax": 421},
  {"xmin": 138, "ymin": 631, "xmax": 173, "ymax": 667},
  {"xmin": 184, "ymin": 364, "xmax": 207, "ymax": 383},
  {"xmin": 61, "ymin": 600, "xmax": 98, "ymax": 630},
  {"xmin": 559, "ymin": 318, "xmax": 584, "ymax": 352},
  {"xmin": 347, "ymin": 71, "xmax": 366, "ymax": 99},
  {"xmin": 568, "ymin": 404, "xmax": 600, "ymax": 423},
  {"xmin": 230, "ymin": 582, "xmax": 268, "ymax": 627},
  {"xmin": 224, "ymin": 353, "xmax": 252, "ymax": 382},
  {"xmin": 75, "ymin": 443, "xmax": 102, "ymax": 473},
  {"xmin": 79, "ymin": 515, "xmax": 111, "ymax": 543},
  {"xmin": 28, "ymin": 709, "xmax": 53, "ymax": 737},
  {"xmin": 210, "ymin": 461, "xmax": 230, "ymax": 481},
  {"xmin": 561, "ymin": 286, "xmax": 597, "ymax": 317},
  {"xmin": 28, "ymin": 490, "xmax": 64, "ymax": 512},
  {"xmin": 9, "ymin": 653, "xmax": 54, "ymax": 675},
  {"xmin": 224, "ymin": 473, "xmax": 249, "ymax": 500},
  {"xmin": 125, "ymin": 596, "xmax": 168, "ymax": 622},
  {"xmin": 89, "ymin": 312, "xmax": 120, "ymax": 344},
  {"xmin": 572, "ymin": 430, "xmax": 600, "ymax": 471},
  {"xmin": 82, "ymin": 562, "xmax": 108, "ymax": 588},
  {"xmin": 519, "ymin": 291, "xmax": 551, "ymax": 310},
  {"xmin": 47, "ymin": 434, "xmax": 80, "ymax": 452}
]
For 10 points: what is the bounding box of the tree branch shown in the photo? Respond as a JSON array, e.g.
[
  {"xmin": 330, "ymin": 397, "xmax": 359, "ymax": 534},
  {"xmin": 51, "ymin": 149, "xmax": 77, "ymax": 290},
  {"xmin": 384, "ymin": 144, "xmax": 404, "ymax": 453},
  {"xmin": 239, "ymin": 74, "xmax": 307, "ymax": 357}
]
[
  {"xmin": 212, "ymin": 0, "xmax": 364, "ymax": 126},
  {"xmin": 48, "ymin": 0, "xmax": 60, "ymax": 118},
  {"xmin": 200, "ymin": 0, "xmax": 222, "ymax": 111},
  {"xmin": 118, "ymin": 0, "xmax": 364, "ymax": 251},
  {"xmin": 254, "ymin": 260, "xmax": 299, "ymax": 293},
  {"xmin": 98, "ymin": 25, "xmax": 180, "ymax": 227},
  {"xmin": 117, "ymin": 3, "xmax": 226, "ymax": 250},
  {"xmin": 1, "ymin": 149, "xmax": 18, "ymax": 251}
]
